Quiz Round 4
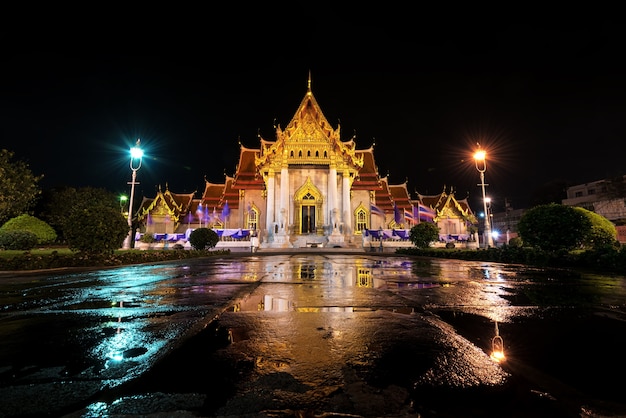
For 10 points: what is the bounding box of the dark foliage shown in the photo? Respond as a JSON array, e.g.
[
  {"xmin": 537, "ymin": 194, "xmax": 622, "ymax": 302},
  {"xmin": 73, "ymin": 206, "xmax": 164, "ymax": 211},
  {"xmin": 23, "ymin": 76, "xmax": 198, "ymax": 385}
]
[
  {"xmin": 0, "ymin": 230, "xmax": 39, "ymax": 250},
  {"xmin": 0, "ymin": 249, "xmax": 231, "ymax": 271},
  {"xmin": 189, "ymin": 228, "xmax": 219, "ymax": 250},
  {"xmin": 518, "ymin": 204, "xmax": 591, "ymax": 252}
]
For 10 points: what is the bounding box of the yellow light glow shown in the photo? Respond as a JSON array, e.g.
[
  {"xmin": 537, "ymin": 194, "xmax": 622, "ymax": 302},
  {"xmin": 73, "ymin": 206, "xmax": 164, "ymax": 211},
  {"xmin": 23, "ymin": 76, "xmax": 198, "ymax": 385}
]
[
  {"xmin": 490, "ymin": 350, "xmax": 506, "ymax": 362},
  {"xmin": 490, "ymin": 334, "xmax": 505, "ymax": 362},
  {"xmin": 474, "ymin": 150, "xmax": 486, "ymax": 161}
]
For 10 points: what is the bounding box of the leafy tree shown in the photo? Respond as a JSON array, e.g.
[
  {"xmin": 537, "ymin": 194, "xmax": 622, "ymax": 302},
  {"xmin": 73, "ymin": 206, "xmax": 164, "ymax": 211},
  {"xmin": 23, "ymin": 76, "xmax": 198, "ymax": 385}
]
[
  {"xmin": 37, "ymin": 186, "xmax": 121, "ymax": 242},
  {"xmin": 64, "ymin": 206, "xmax": 129, "ymax": 254},
  {"xmin": 573, "ymin": 207, "xmax": 618, "ymax": 249},
  {"xmin": 0, "ymin": 214, "xmax": 57, "ymax": 245},
  {"xmin": 0, "ymin": 149, "xmax": 43, "ymax": 225},
  {"xmin": 409, "ymin": 222, "xmax": 440, "ymax": 249},
  {"xmin": 189, "ymin": 227, "xmax": 219, "ymax": 250},
  {"xmin": 518, "ymin": 203, "xmax": 592, "ymax": 252}
]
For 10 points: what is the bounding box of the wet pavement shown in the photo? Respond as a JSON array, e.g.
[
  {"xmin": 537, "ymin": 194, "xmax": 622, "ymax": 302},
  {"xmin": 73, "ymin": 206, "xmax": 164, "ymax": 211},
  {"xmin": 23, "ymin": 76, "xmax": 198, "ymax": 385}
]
[{"xmin": 1, "ymin": 250, "xmax": 626, "ymax": 417}]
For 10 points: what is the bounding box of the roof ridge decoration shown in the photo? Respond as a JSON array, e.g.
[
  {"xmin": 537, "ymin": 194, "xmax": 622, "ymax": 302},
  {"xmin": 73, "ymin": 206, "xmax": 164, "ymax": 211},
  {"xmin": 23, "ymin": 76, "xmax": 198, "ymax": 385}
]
[{"xmin": 255, "ymin": 74, "xmax": 363, "ymax": 172}]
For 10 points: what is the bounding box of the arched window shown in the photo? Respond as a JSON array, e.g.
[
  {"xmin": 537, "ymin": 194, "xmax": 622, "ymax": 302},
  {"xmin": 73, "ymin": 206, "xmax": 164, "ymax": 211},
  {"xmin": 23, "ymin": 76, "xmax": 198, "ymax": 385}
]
[
  {"xmin": 246, "ymin": 207, "xmax": 259, "ymax": 231},
  {"xmin": 355, "ymin": 208, "xmax": 367, "ymax": 232}
]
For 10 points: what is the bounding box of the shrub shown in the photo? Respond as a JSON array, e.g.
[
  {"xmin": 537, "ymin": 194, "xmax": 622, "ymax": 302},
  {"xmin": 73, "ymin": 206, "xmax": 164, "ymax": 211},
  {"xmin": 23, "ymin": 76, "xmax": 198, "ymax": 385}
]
[
  {"xmin": 189, "ymin": 228, "xmax": 219, "ymax": 250},
  {"xmin": 508, "ymin": 237, "xmax": 523, "ymax": 247},
  {"xmin": 64, "ymin": 207, "xmax": 129, "ymax": 254},
  {"xmin": 409, "ymin": 222, "xmax": 440, "ymax": 249},
  {"xmin": 573, "ymin": 207, "xmax": 618, "ymax": 249},
  {"xmin": 0, "ymin": 214, "xmax": 57, "ymax": 245},
  {"xmin": 140, "ymin": 234, "xmax": 156, "ymax": 243},
  {"xmin": 518, "ymin": 204, "xmax": 591, "ymax": 252},
  {"xmin": 0, "ymin": 230, "xmax": 39, "ymax": 250}
]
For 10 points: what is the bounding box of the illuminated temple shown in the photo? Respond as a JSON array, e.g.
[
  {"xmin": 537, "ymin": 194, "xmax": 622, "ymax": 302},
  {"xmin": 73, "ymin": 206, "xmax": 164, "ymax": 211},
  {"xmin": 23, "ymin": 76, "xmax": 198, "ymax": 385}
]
[{"xmin": 136, "ymin": 75, "xmax": 478, "ymax": 249}]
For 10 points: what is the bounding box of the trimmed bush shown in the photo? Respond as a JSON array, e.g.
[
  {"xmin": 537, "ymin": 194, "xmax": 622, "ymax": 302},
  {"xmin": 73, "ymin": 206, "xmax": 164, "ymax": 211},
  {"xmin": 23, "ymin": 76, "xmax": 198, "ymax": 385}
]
[
  {"xmin": 189, "ymin": 228, "xmax": 219, "ymax": 250},
  {"xmin": 0, "ymin": 214, "xmax": 57, "ymax": 245},
  {"xmin": 0, "ymin": 230, "xmax": 39, "ymax": 250}
]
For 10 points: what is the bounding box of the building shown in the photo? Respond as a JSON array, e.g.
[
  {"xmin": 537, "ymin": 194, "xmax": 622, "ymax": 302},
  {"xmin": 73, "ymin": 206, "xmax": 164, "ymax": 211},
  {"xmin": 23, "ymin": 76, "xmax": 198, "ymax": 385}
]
[{"xmin": 135, "ymin": 75, "xmax": 478, "ymax": 249}]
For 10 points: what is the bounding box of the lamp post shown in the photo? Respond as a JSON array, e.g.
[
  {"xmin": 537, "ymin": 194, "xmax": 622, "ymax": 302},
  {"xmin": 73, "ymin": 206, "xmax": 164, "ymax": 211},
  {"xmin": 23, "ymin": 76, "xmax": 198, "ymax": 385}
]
[
  {"xmin": 119, "ymin": 195, "xmax": 128, "ymax": 215},
  {"xmin": 474, "ymin": 147, "xmax": 493, "ymax": 248},
  {"xmin": 122, "ymin": 139, "xmax": 143, "ymax": 249}
]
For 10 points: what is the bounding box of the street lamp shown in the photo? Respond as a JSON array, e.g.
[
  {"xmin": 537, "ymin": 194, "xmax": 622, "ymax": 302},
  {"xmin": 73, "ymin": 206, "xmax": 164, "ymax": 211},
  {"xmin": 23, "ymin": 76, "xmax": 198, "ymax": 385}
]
[
  {"xmin": 119, "ymin": 195, "xmax": 128, "ymax": 215},
  {"xmin": 122, "ymin": 139, "xmax": 143, "ymax": 249},
  {"xmin": 474, "ymin": 146, "xmax": 493, "ymax": 248}
]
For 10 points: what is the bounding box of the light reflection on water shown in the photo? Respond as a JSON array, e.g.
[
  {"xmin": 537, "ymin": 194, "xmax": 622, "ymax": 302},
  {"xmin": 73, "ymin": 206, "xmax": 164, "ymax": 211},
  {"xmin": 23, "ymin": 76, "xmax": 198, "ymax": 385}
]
[{"xmin": 3, "ymin": 254, "xmax": 626, "ymax": 417}]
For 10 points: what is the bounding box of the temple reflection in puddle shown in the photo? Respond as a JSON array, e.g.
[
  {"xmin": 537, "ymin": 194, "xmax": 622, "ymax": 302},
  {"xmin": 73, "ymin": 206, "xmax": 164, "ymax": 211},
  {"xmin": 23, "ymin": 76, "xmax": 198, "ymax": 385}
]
[{"xmin": 231, "ymin": 258, "xmax": 442, "ymax": 313}]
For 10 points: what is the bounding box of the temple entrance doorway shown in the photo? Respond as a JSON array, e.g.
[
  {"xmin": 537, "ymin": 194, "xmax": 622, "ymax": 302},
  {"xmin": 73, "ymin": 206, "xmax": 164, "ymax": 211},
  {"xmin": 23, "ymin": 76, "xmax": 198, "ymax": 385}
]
[
  {"xmin": 301, "ymin": 205, "xmax": 315, "ymax": 233},
  {"xmin": 294, "ymin": 177, "xmax": 324, "ymax": 235}
]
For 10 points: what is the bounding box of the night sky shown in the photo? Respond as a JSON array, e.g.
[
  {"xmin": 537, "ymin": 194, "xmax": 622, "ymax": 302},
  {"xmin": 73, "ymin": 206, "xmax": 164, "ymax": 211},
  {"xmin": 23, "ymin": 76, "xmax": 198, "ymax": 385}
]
[{"xmin": 2, "ymin": 15, "xmax": 624, "ymax": 213}]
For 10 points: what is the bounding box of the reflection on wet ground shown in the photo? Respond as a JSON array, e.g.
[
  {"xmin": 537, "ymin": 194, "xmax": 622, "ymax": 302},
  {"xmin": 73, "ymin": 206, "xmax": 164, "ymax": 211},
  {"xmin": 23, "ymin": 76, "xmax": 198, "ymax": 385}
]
[{"xmin": 0, "ymin": 253, "xmax": 625, "ymax": 417}]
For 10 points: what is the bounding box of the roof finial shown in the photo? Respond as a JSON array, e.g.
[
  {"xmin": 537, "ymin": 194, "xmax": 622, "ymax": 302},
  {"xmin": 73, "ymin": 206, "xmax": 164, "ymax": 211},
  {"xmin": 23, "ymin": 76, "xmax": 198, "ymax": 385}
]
[{"xmin": 307, "ymin": 70, "xmax": 312, "ymax": 93}]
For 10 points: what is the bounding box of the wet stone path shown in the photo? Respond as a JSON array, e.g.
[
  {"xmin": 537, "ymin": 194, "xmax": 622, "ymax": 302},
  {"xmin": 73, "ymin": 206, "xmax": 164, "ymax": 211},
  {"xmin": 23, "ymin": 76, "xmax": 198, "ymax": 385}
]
[{"xmin": 0, "ymin": 252, "xmax": 625, "ymax": 417}]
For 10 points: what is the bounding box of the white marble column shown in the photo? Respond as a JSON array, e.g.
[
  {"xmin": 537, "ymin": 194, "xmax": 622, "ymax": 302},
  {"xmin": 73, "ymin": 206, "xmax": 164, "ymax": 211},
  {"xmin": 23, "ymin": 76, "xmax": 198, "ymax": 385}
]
[
  {"xmin": 342, "ymin": 171, "xmax": 351, "ymax": 234},
  {"xmin": 266, "ymin": 170, "xmax": 275, "ymax": 234},
  {"xmin": 329, "ymin": 167, "xmax": 338, "ymax": 229},
  {"xmin": 280, "ymin": 167, "xmax": 289, "ymax": 233}
]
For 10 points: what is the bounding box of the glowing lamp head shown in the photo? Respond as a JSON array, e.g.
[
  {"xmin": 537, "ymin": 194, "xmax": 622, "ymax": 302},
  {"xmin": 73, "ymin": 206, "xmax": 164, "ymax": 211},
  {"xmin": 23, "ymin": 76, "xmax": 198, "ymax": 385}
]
[
  {"xmin": 473, "ymin": 149, "xmax": 486, "ymax": 161},
  {"xmin": 129, "ymin": 139, "xmax": 143, "ymax": 170},
  {"xmin": 490, "ymin": 350, "xmax": 506, "ymax": 362},
  {"xmin": 490, "ymin": 335, "xmax": 505, "ymax": 363},
  {"xmin": 130, "ymin": 147, "xmax": 143, "ymax": 159},
  {"xmin": 474, "ymin": 149, "xmax": 487, "ymax": 172}
]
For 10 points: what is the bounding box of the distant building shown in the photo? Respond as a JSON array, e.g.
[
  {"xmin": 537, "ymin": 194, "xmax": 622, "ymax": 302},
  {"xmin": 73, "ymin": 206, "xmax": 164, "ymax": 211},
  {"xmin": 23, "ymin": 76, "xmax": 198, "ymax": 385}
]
[
  {"xmin": 490, "ymin": 207, "xmax": 524, "ymax": 246},
  {"xmin": 562, "ymin": 177, "xmax": 626, "ymax": 221},
  {"xmin": 561, "ymin": 176, "xmax": 626, "ymax": 243}
]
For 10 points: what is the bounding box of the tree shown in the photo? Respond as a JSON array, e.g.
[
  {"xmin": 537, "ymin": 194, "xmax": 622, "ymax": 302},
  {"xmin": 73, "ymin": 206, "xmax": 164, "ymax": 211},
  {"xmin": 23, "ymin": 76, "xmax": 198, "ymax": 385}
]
[
  {"xmin": 518, "ymin": 203, "xmax": 592, "ymax": 252},
  {"xmin": 0, "ymin": 214, "xmax": 57, "ymax": 245},
  {"xmin": 573, "ymin": 207, "xmax": 618, "ymax": 249},
  {"xmin": 189, "ymin": 228, "xmax": 219, "ymax": 250},
  {"xmin": 36, "ymin": 186, "xmax": 121, "ymax": 243},
  {"xmin": 0, "ymin": 149, "xmax": 42, "ymax": 225},
  {"xmin": 64, "ymin": 206, "xmax": 129, "ymax": 254},
  {"xmin": 409, "ymin": 222, "xmax": 440, "ymax": 249}
]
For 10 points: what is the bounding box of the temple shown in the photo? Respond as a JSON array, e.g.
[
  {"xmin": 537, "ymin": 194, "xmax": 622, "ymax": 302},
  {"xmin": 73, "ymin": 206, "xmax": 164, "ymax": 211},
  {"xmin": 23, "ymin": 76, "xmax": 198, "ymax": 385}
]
[{"xmin": 136, "ymin": 74, "xmax": 478, "ymax": 249}]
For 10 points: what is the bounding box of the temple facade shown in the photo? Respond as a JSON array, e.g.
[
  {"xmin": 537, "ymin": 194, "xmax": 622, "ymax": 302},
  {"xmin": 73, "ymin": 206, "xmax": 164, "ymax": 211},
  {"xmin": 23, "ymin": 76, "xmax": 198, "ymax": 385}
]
[{"xmin": 136, "ymin": 75, "xmax": 478, "ymax": 249}]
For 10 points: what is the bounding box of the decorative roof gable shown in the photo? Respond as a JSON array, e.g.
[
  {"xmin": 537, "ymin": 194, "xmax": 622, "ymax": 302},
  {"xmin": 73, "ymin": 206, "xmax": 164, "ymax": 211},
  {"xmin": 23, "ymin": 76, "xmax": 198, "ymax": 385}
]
[
  {"xmin": 137, "ymin": 185, "xmax": 195, "ymax": 225},
  {"xmin": 256, "ymin": 73, "xmax": 363, "ymax": 174},
  {"xmin": 417, "ymin": 187, "xmax": 477, "ymax": 224}
]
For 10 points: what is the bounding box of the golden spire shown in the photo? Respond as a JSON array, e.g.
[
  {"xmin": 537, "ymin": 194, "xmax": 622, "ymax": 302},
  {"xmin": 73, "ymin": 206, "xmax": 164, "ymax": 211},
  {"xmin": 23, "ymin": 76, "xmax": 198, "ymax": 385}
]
[{"xmin": 307, "ymin": 70, "xmax": 312, "ymax": 95}]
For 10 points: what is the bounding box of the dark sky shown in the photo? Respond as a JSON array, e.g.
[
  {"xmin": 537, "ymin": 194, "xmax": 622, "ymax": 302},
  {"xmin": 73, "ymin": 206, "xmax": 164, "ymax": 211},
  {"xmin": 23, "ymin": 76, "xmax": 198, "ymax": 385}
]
[{"xmin": 2, "ymin": 15, "xmax": 625, "ymax": 212}]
